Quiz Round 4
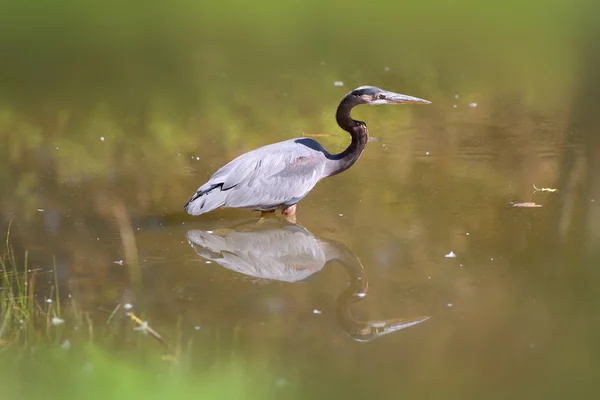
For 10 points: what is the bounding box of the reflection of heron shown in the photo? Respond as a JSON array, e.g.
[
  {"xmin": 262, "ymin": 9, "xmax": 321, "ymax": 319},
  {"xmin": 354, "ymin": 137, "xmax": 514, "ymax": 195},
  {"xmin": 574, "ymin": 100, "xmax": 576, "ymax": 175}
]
[
  {"xmin": 185, "ymin": 220, "xmax": 429, "ymax": 342},
  {"xmin": 184, "ymin": 86, "xmax": 430, "ymax": 222}
]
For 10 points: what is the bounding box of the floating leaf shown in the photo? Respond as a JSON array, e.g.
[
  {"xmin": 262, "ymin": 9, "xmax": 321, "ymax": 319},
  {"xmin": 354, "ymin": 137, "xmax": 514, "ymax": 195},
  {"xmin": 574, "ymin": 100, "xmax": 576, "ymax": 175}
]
[
  {"xmin": 533, "ymin": 184, "xmax": 558, "ymax": 193},
  {"xmin": 512, "ymin": 202, "xmax": 542, "ymax": 208}
]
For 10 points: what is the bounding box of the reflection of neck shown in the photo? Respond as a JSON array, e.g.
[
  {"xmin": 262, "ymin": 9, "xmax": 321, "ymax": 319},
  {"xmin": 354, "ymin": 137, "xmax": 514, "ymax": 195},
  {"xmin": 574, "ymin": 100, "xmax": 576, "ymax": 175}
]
[{"xmin": 323, "ymin": 240, "xmax": 429, "ymax": 342}]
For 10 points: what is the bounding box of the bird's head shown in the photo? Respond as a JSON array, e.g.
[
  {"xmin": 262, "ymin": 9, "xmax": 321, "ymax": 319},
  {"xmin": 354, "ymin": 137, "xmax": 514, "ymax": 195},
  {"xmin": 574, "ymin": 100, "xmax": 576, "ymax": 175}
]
[{"xmin": 348, "ymin": 86, "xmax": 431, "ymax": 106}]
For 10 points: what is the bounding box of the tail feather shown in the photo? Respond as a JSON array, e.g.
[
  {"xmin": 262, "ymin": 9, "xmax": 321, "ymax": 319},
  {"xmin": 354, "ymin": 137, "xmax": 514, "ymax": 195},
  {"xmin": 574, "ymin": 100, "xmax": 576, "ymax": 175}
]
[{"xmin": 184, "ymin": 185, "xmax": 228, "ymax": 216}]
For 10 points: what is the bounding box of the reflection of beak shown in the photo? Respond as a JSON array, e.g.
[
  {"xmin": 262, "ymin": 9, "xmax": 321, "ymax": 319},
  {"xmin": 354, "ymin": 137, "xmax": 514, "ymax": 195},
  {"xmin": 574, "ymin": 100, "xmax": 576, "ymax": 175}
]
[
  {"xmin": 381, "ymin": 92, "xmax": 431, "ymax": 105},
  {"xmin": 351, "ymin": 315, "xmax": 431, "ymax": 342},
  {"xmin": 369, "ymin": 315, "xmax": 430, "ymax": 337}
]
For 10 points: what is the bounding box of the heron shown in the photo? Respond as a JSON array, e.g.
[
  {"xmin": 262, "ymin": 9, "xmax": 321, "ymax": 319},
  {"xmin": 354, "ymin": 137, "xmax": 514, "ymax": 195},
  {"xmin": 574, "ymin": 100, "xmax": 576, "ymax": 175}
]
[{"xmin": 184, "ymin": 86, "xmax": 430, "ymax": 222}]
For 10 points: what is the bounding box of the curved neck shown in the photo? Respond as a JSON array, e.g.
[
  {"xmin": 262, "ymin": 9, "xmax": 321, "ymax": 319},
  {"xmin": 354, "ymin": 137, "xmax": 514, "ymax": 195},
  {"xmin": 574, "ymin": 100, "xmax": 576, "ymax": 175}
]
[
  {"xmin": 322, "ymin": 239, "xmax": 430, "ymax": 342},
  {"xmin": 326, "ymin": 96, "xmax": 369, "ymax": 177}
]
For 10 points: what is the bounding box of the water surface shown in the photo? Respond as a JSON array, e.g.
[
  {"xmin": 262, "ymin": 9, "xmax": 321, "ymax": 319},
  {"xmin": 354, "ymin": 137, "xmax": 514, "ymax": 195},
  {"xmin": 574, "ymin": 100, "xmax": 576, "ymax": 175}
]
[{"xmin": 1, "ymin": 1, "xmax": 600, "ymax": 398}]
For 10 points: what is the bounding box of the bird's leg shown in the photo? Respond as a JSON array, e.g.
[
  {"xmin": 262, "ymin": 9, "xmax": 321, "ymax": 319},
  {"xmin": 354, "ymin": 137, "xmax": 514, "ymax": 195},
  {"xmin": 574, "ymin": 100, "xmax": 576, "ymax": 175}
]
[{"xmin": 281, "ymin": 205, "xmax": 297, "ymax": 224}]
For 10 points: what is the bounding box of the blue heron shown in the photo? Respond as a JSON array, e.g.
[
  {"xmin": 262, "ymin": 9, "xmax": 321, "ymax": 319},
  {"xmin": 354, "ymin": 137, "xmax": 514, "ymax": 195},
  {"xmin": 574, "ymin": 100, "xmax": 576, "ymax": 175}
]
[{"xmin": 184, "ymin": 86, "xmax": 430, "ymax": 222}]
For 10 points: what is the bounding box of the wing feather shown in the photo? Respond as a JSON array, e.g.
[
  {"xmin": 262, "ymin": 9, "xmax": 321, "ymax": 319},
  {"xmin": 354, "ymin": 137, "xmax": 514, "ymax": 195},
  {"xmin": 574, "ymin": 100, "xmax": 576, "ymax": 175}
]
[{"xmin": 184, "ymin": 139, "xmax": 327, "ymax": 215}]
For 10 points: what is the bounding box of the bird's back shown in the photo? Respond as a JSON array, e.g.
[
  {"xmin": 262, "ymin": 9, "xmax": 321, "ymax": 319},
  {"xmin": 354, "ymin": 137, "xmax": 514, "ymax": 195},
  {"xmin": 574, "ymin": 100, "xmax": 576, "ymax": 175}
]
[{"xmin": 184, "ymin": 138, "xmax": 328, "ymax": 215}]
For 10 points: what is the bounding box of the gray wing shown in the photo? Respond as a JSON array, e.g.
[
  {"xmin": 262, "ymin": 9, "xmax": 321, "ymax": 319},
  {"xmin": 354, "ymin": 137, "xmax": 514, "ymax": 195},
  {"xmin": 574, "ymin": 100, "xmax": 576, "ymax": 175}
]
[
  {"xmin": 185, "ymin": 225, "xmax": 328, "ymax": 282},
  {"xmin": 184, "ymin": 138, "xmax": 328, "ymax": 215}
]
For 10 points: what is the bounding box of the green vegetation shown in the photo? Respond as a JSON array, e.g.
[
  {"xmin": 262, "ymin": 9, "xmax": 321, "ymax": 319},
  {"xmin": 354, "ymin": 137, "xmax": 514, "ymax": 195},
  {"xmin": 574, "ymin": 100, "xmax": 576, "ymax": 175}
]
[
  {"xmin": 1, "ymin": 225, "xmax": 46, "ymax": 345},
  {"xmin": 0, "ymin": 344, "xmax": 282, "ymax": 400}
]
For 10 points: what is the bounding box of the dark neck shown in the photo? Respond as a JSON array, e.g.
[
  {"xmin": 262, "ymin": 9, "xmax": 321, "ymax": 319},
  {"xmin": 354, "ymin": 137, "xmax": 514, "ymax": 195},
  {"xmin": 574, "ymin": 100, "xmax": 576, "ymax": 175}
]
[{"xmin": 326, "ymin": 96, "xmax": 368, "ymax": 177}]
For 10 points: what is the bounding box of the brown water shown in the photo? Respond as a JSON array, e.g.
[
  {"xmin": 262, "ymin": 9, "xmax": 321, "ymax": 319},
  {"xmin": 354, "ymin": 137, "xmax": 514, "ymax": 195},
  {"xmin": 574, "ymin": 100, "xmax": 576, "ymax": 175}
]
[{"xmin": 2, "ymin": 1, "xmax": 600, "ymax": 398}]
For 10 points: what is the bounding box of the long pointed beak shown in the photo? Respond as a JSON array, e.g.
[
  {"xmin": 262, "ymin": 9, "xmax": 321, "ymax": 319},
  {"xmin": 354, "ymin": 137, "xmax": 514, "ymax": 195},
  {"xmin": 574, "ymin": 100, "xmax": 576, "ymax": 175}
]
[{"xmin": 385, "ymin": 91, "xmax": 431, "ymax": 104}]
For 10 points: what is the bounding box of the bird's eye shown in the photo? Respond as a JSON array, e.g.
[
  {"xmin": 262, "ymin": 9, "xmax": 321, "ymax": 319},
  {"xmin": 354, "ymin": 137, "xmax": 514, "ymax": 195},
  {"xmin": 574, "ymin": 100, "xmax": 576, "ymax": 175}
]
[{"xmin": 375, "ymin": 93, "xmax": 385, "ymax": 100}]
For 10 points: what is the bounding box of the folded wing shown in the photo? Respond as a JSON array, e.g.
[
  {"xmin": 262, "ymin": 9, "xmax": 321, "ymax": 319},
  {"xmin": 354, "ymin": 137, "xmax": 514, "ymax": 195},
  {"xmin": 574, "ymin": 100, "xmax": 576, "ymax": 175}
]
[{"xmin": 184, "ymin": 139, "xmax": 327, "ymax": 215}]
